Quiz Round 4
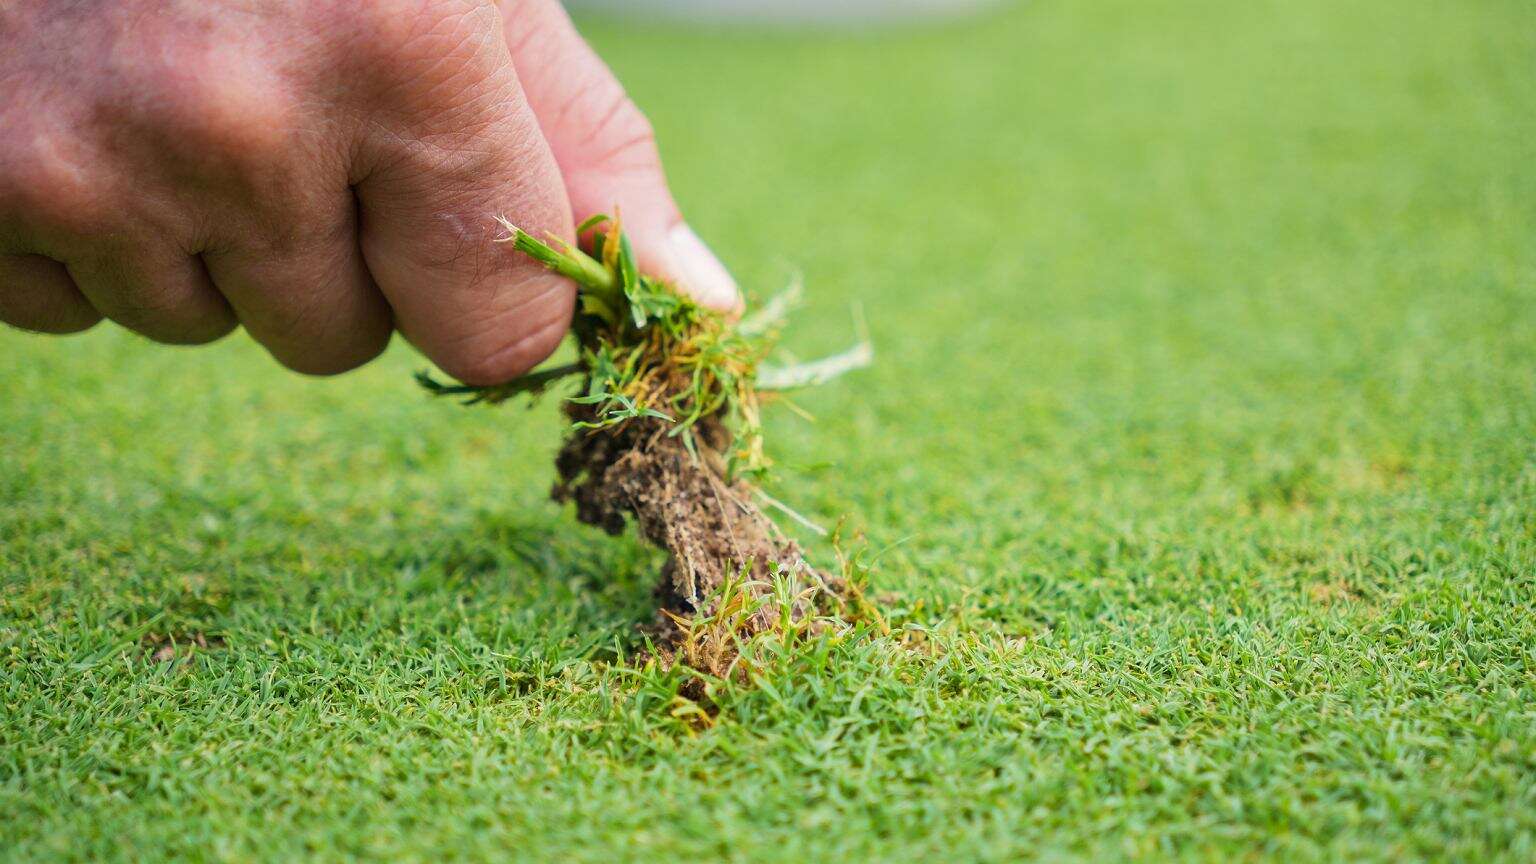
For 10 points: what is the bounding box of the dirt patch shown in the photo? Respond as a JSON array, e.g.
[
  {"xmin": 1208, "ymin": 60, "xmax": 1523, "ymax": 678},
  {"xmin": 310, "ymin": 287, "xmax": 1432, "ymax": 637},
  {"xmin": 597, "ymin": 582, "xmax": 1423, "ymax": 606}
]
[
  {"xmin": 142, "ymin": 632, "xmax": 225, "ymax": 664},
  {"xmin": 1305, "ymin": 580, "xmax": 1360, "ymax": 605},
  {"xmin": 554, "ymin": 403, "xmax": 847, "ymax": 685}
]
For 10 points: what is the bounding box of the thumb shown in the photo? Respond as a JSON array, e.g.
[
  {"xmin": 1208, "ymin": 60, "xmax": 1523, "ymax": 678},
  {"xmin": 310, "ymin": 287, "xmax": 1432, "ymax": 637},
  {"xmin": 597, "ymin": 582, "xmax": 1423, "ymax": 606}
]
[{"xmin": 501, "ymin": 0, "xmax": 742, "ymax": 313}]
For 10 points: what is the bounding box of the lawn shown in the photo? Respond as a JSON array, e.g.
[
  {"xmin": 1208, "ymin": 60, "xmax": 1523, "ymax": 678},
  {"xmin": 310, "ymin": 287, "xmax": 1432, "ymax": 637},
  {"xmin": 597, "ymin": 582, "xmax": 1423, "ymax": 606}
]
[{"xmin": 3, "ymin": 0, "xmax": 1534, "ymax": 860}]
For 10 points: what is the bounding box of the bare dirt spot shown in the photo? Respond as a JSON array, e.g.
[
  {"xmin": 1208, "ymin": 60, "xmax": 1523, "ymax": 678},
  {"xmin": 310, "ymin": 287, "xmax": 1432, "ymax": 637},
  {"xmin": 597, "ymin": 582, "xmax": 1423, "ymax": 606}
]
[
  {"xmin": 554, "ymin": 404, "xmax": 848, "ymax": 689},
  {"xmin": 1306, "ymin": 580, "xmax": 1360, "ymax": 605},
  {"xmin": 142, "ymin": 632, "xmax": 225, "ymax": 664}
]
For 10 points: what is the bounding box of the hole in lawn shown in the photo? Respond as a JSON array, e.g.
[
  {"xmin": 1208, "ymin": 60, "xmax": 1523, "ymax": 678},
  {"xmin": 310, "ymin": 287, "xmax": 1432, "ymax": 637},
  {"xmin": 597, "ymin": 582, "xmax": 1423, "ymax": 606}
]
[{"xmin": 141, "ymin": 631, "xmax": 226, "ymax": 664}]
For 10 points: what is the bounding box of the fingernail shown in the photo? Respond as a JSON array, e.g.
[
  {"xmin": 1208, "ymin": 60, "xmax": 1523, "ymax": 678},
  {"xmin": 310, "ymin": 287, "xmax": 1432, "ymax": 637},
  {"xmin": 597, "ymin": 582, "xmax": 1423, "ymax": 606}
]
[{"xmin": 668, "ymin": 223, "xmax": 741, "ymax": 312}]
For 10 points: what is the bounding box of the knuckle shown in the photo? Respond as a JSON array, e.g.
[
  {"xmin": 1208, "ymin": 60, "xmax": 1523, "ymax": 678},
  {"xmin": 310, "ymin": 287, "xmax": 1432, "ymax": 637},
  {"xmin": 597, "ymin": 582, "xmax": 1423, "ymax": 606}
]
[
  {"xmin": 277, "ymin": 333, "xmax": 388, "ymax": 377},
  {"xmin": 101, "ymin": 48, "xmax": 297, "ymax": 184},
  {"xmin": 390, "ymin": 136, "xmax": 505, "ymax": 196},
  {"xmin": 233, "ymin": 220, "xmax": 313, "ymax": 262},
  {"xmin": 121, "ymin": 292, "xmax": 235, "ymax": 346},
  {"xmin": 157, "ymin": 85, "xmax": 294, "ymax": 172},
  {"xmin": 347, "ymin": 0, "xmax": 500, "ymax": 78},
  {"xmin": 92, "ymin": 282, "xmax": 196, "ymax": 342},
  {"xmin": 66, "ymin": 245, "xmax": 233, "ymax": 343},
  {"xmin": 0, "ymin": 141, "xmax": 108, "ymax": 240},
  {"xmin": 0, "ymin": 257, "xmax": 102, "ymax": 334},
  {"xmin": 0, "ymin": 304, "xmax": 102, "ymax": 335},
  {"xmin": 36, "ymin": 311, "xmax": 104, "ymax": 335},
  {"xmin": 365, "ymin": 177, "xmax": 525, "ymax": 283},
  {"xmin": 437, "ymin": 283, "xmax": 572, "ymax": 385},
  {"xmin": 137, "ymin": 316, "xmax": 236, "ymax": 347},
  {"xmin": 243, "ymin": 275, "xmax": 391, "ymax": 376},
  {"xmin": 112, "ymin": 284, "xmax": 182, "ymax": 322},
  {"xmin": 247, "ymin": 284, "xmax": 328, "ymax": 342},
  {"xmin": 170, "ymin": 316, "xmax": 237, "ymax": 346},
  {"xmin": 344, "ymin": 0, "xmax": 513, "ymax": 135}
]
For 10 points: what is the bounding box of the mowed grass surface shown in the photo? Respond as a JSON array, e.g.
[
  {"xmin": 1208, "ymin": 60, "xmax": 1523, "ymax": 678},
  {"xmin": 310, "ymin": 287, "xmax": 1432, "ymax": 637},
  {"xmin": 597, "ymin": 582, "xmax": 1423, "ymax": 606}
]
[{"xmin": 4, "ymin": 0, "xmax": 1535, "ymax": 860}]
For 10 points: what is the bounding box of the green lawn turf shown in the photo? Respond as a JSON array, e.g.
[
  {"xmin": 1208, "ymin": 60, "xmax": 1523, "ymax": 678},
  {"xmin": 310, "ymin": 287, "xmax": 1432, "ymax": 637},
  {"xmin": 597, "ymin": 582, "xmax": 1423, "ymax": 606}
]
[{"xmin": 3, "ymin": 0, "xmax": 1535, "ymax": 860}]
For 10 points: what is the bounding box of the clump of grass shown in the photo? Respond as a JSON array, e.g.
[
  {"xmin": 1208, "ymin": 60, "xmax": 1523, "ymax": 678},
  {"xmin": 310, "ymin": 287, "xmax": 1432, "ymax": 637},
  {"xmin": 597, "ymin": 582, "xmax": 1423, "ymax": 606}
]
[
  {"xmin": 419, "ymin": 214, "xmax": 868, "ymax": 481},
  {"xmin": 418, "ymin": 214, "xmax": 870, "ymax": 655}
]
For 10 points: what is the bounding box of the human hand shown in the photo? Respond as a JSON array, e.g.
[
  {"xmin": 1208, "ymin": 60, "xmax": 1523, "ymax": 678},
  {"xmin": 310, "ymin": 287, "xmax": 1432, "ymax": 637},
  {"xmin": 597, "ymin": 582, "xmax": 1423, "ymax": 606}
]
[{"xmin": 0, "ymin": 0, "xmax": 738, "ymax": 383}]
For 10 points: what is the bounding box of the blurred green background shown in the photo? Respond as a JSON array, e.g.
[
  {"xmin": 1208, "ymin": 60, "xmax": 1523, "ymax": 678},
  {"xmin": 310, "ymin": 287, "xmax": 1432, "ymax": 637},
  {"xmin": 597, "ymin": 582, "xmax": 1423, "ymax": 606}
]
[{"xmin": 3, "ymin": 0, "xmax": 1534, "ymax": 860}]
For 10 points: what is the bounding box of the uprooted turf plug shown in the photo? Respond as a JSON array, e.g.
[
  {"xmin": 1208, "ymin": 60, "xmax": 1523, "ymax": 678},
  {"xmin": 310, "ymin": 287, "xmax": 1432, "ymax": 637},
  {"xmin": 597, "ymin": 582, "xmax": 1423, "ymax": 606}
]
[{"xmin": 418, "ymin": 214, "xmax": 870, "ymax": 673}]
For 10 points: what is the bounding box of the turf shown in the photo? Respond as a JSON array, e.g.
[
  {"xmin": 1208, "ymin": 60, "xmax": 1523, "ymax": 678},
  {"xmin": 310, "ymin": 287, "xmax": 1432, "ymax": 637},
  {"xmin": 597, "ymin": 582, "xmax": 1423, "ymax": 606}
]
[{"xmin": 3, "ymin": 0, "xmax": 1534, "ymax": 860}]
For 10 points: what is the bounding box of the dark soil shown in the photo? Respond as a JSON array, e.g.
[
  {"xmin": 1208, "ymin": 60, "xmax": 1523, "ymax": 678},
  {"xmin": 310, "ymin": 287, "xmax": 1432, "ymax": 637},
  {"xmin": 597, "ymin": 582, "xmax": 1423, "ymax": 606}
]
[{"xmin": 552, "ymin": 403, "xmax": 844, "ymax": 678}]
